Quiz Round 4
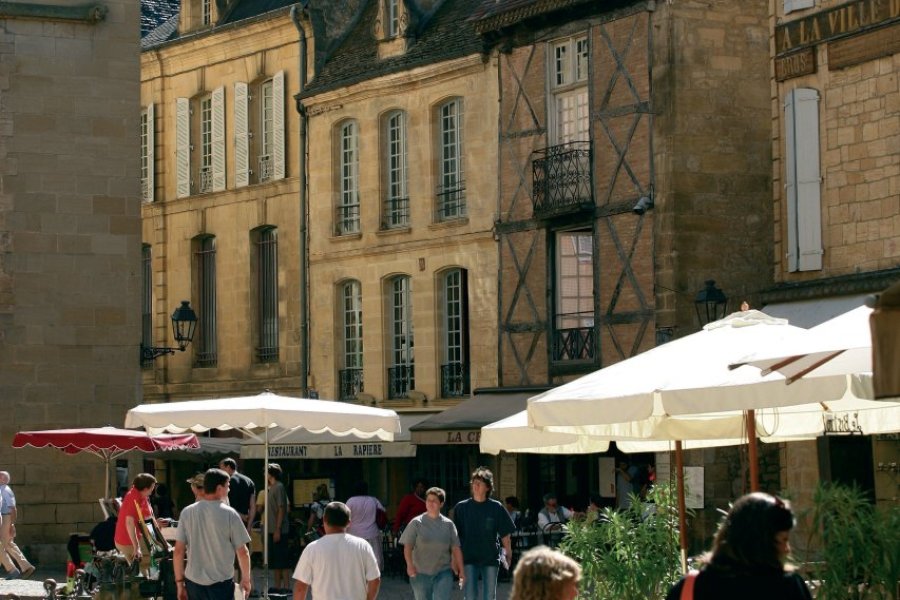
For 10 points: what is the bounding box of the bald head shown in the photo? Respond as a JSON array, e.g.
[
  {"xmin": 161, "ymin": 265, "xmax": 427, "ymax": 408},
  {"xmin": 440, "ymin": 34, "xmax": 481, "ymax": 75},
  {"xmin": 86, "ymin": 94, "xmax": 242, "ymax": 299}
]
[{"xmin": 0, "ymin": 471, "xmax": 10, "ymax": 485}]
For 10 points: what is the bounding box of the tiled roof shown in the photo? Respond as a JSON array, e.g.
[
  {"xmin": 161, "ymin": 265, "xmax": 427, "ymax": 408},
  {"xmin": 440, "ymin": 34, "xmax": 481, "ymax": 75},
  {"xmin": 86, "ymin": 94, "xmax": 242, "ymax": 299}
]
[
  {"xmin": 142, "ymin": 13, "xmax": 179, "ymax": 49},
  {"xmin": 141, "ymin": 0, "xmax": 180, "ymax": 37},
  {"xmin": 469, "ymin": 0, "xmax": 596, "ymax": 32},
  {"xmin": 221, "ymin": 0, "xmax": 299, "ymax": 25},
  {"xmin": 301, "ymin": 0, "xmax": 485, "ymax": 98}
]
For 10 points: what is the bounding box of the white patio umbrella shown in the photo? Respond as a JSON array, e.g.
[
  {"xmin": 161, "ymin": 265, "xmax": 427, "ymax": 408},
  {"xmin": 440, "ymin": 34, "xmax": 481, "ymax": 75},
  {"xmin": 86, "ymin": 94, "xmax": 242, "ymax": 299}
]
[
  {"xmin": 125, "ymin": 391, "xmax": 401, "ymax": 597},
  {"xmin": 731, "ymin": 305, "xmax": 872, "ymax": 382},
  {"xmin": 524, "ymin": 309, "xmax": 897, "ymax": 567}
]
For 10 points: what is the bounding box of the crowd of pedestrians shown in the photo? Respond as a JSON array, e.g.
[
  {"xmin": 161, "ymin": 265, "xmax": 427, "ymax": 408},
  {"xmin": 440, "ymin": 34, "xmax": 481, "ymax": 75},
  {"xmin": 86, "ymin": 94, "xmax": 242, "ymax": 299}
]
[{"xmin": 0, "ymin": 459, "xmax": 807, "ymax": 600}]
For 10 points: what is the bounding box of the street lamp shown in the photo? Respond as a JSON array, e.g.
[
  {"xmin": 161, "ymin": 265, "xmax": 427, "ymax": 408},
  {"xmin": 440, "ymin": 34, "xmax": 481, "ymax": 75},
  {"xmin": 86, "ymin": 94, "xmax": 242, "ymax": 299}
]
[
  {"xmin": 694, "ymin": 280, "xmax": 727, "ymax": 325},
  {"xmin": 141, "ymin": 301, "xmax": 198, "ymax": 362}
]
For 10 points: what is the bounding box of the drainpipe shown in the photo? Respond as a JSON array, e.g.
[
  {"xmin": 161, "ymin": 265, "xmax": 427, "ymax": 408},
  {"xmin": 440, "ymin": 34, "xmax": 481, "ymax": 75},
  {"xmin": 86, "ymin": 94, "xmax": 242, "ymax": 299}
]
[{"xmin": 291, "ymin": 2, "xmax": 309, "ymax": 397}]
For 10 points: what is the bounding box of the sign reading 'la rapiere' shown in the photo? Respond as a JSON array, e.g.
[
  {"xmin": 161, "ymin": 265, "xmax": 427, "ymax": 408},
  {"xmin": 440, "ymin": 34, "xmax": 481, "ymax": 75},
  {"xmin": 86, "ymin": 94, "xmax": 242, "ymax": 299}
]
[{"xmin": 776, "ymin": 0, "xmax": 900, "ymax": 56}]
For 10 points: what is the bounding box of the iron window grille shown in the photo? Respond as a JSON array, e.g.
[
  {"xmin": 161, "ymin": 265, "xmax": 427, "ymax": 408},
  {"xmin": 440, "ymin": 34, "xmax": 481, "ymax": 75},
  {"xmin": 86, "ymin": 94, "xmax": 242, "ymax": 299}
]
[
  {"xmin": 440, "ymin": 362, "xmax": 470, "ymax": 398},
  {"xmin": 141, "ymin": 245, "xmax": 153, "ymax": 369},
  {"xmin": 255, "ymin": 228, "xmax": 278, "ymax": 363},
  {"xmin": 339, "ymin": 368, "xmax": 364, "ymax": 401},
  {"xmin": 387, "ymin": 364, "xmax": 414, "ymax": 399},
  {"xmin": 194, "ymin": 237, "xmax": 217, "ymax": 367}
]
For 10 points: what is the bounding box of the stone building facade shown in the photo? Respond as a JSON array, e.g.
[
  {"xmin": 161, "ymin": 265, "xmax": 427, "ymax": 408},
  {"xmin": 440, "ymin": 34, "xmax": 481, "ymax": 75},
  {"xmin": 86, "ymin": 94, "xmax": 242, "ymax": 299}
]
[
  {"xmin": 474, "ymin": 0, "xmax": 778, "ymax": 546},
  {"xmin": 299, "ymin": 0, "xmax": 501, "ymax": 506},
  {"xmin": 766, "ymin": 0, "xmax": 900, "ymax": 542},
  {"xmin": 0, "ymin": 0, "xmax": 141, "ymax": 561}
]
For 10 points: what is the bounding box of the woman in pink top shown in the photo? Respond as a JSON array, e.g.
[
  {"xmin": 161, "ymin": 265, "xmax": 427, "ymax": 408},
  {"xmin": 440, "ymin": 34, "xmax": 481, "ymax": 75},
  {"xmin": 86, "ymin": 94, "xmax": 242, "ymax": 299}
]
[
  {"xmin": 345, "ymin": 481, "xmax": 385, "ymax": 570},
  {"xmin": 113, "ymin": 473, "xmax": 161, "ymax": 572}
]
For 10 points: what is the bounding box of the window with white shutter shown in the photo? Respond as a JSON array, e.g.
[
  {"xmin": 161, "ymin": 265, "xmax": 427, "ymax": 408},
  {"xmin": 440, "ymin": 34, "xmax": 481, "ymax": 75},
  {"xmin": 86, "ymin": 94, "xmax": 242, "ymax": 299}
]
[
  {"xmin": 234, "ymin": 82, "xmax": 250, "ymax": 188},
  {"xmin": 141, "ymin": 104, "xmax": 154, "ymax": 202},
  {"xmin": 272, "ymin": 70, "xmax": 285, "ymax": 180},
  {"xmin": 211, "ymin": 86, "xmax": 226, "ymax": 192},
  {"xmin": 784, "ymin": 0, "xmax": 815, "ymax": 15},
  {"xmin": 784, "ymin": 87, "xmax": 823, "ymax": 272},
  {"xmin": 176, "ymin": 97, "xmax": 191, "ymax": 198}
]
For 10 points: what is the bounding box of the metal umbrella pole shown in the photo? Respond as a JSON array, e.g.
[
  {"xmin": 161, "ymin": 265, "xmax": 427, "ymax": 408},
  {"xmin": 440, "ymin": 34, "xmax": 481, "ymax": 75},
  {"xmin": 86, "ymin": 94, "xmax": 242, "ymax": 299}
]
[{"xmin": 263, "ymin": 426, "xmax": 269, "ymax": 599}]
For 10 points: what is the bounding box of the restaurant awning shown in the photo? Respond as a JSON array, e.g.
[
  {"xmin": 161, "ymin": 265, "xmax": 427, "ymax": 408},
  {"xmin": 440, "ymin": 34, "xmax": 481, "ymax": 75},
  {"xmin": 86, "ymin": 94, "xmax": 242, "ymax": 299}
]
[
  {"xmin": 240, "ymin": 413, "xmax": 431, "ymax": 460},
  {"xmin": 410, "ymin": 391, "xmax": 541, "ymax": 445}
]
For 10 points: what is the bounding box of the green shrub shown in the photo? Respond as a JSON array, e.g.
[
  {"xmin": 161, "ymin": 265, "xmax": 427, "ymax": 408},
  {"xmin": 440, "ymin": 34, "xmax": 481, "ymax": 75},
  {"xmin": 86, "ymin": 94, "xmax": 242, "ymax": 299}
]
[
  {"xmin": 806, "ymin": 483, "xmax": 900, "ymax": 600},
  {"xmin": 560, "ymin": 485, "xmax": 683, "ymax": 600}
]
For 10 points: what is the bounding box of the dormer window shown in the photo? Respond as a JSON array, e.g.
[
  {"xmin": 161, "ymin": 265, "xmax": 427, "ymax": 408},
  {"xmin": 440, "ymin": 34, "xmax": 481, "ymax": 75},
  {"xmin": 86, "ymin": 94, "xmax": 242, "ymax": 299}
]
[
  {"xmin": 387, "ymin": 0, "xmax": 400, "ymax": 38},
  {"xmin": 202, "ymin": 0, "xmax": 211, "ymax": 26},
  {"xmin": 376, "ymin": 0, "xmax": 412, "ymax": 58}
]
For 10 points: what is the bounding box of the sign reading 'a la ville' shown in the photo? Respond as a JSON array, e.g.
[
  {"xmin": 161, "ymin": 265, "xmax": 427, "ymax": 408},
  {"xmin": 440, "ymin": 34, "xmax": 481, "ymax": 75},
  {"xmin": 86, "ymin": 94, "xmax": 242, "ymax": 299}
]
[{"xmin": 776, "ymin": 0, "xmax": 900, "ymax": 56}]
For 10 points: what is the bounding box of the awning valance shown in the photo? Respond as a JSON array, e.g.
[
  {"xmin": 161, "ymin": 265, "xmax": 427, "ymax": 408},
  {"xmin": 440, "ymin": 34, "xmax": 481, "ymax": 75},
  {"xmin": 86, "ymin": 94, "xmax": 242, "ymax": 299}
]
[
  {"xmin": 240, "ymin": 413, "xmax": 432, "ymax": 460},
  {"xmin": 410, "ymin": 392, "xmax": 534, "ymax": 445}
]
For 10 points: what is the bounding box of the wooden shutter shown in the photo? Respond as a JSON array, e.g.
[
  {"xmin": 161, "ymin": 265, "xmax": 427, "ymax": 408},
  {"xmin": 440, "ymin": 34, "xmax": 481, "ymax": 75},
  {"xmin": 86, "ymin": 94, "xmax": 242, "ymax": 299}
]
[
  {"xmin": 784, "ymin": 0, "xmax": 815, "ymax": 15},
  {"xmin": 234, "ymin": 82, "xmax": 250, "ymax": 188},
  {"xmin": 784, "ymin": 87, "xmax": 822, "ymax": 272},
  {"xmin": 176, "ymin": 97, "xmax": 190, "ymax": 199},
  {"xmin": 211, "ymin": 86, "xmax": 226, "ymax": 192},
  {"xmin": 273, "ymin": 70, "xmax": 285, "ymax": 180},
  {"xmin": 146, "ymin": 103, "xmax": 155, "ymax": 202}
]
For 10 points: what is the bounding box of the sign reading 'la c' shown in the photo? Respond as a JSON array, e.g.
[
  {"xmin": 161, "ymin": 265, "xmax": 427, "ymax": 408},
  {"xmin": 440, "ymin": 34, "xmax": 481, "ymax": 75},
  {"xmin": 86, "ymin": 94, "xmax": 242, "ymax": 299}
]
[{"xmin": 776, "ymin": 0, "xmax": 900, "ymax": 55}]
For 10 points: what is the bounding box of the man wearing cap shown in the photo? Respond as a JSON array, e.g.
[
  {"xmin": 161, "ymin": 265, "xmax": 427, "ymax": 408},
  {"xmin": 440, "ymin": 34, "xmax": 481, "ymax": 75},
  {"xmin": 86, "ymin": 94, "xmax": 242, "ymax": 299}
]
[
  {"xmin": 186, "ymin": 473, "xmax": 205, "ymax": 503},
  {"xmin": 219, "ymin": 459, "xmax": 256, "ymax": 531},
  {"xmin": 174, "ymin": 468, "xmax": 251, "ymax": 600}
]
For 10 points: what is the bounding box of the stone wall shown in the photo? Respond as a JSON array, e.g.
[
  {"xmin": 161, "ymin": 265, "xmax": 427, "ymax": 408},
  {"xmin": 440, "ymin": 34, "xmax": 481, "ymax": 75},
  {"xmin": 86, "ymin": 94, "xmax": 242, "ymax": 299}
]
[
  {"xmin": 771, "ymin": 0, "xmax": 900, "ymax": 282},
  {"xmin": 304, "ymin": 55, "xmax": 500, "ymax": 403},
  {"xmin": 140, "ymin": 13, "xmax": 303, "ymax": 398},
  {"xmin": 0, "ymin": 0, "xmax": 141, "ymax": 563}
]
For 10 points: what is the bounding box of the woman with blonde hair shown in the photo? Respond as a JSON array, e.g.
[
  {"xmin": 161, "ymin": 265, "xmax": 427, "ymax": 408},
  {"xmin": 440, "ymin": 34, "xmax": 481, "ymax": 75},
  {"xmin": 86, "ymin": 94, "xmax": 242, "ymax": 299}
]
[{"xmin": 510, "ymin": 546, "xmax": 581, "ymax": 600}]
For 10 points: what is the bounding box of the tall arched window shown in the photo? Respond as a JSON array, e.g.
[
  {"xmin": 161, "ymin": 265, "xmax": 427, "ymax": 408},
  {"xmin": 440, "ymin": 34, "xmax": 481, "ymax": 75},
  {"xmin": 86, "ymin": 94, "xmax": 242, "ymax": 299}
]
[
  {"xmin": 387, "ymin": 275, "xmax": 414, "ymax": 398},
  {"xmin": 440, "ymin": 268, "xmax": 469, "ymax": 397},
  {"xmin": 339, "ymin": 280, "xmax": 364, "ymax": 401},
  {"xmin": 193, "ymin": 235, "xmax": 217, "ymax": 367},
  {"xmin": 436, "ymin": 98, "xmax": 465, "ymax": 221},
  {"xmin": 253, "ymin": 226, "xmax": 278, "ymax": 363},
  {"xmin": 337, "ymin": 120, "xmax": 360, "ymax": 234},
  {"xmin": 383, "ymin": 110, "xmax": 409, "ymax": 229}
]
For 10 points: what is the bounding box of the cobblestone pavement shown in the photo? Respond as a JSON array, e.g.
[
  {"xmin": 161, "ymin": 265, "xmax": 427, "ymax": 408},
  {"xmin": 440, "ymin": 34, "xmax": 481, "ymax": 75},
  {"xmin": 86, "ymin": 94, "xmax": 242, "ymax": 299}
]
[{"xmin": 0, "ymin": 567, "xmax": 512, "ymax": 600}]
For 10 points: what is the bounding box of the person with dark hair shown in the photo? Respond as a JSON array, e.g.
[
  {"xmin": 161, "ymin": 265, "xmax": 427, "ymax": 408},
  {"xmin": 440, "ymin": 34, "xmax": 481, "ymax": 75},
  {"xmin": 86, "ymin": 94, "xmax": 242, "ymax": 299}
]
[
  {"xmin": 504, "ymin": 497, "xmax": 521, "ymax": 528},
  {"xmin": 219, "ymin": 458, "xmax": 256, "ymax": 531},
  {"xmin": 114, "ymin": 473, "xmax": 162, "ymax": 574},
  {"xmin": 292, "ymin": 501, "xmax": 380, "ymax": 600},
  {"xmin": 393, "ymin": 478, "xmax": 427, "ymax": 534},
  {"xmin": 453, "ymin": 467, "xmax": 516, "ymax": 600},
  {"xmin": 510, "ymin": 546, "xmax": 581, "ymax": 600},
  {"xmin": 152, "ymin": 484, "xmax": 175, "ymax": 520},
  {"xmin": 346, "ymin": 480, "xmax": 386, "ymax": 571},
  {"xmin": 665, "ymin": 492, "xmax": 812, "ymax": 600},
  {"xmin": 265, "ymin": 463, "xmax": 291, "ymax": 593},
  {"xmin": 174, "ymin": 468, "xmax": 252, "ymax": 600},
  {"xmin": 400, "ymin": 487, "xmax": 463, "ymax": 600}
]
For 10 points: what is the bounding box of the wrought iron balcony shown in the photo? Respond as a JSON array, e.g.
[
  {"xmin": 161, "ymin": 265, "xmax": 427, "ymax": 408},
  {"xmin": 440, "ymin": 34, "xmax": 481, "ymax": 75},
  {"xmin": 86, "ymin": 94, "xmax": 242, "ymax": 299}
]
[
  {"xmin": 199, "ymin": 166, "xmax": 213, "ymax": 194},
  {"xmin": 195, "ymin": 350, "xmax": 217, "ymax": 368},
  {"xmin": 258, "ymin": 155, "xmax": 272, "ymax": 183},
  {"xmin": 532, "ymin": 141, "xmax": 593, "ymax": 218},
  {"xmin": 435, "ymin": 182, "xmax": 466, "ymax": 222},
  {"xmin": 387, "ymin": 364, "xmax": 415, "ymax": 399},
  {"xmin": 335, "ymin": 203, "xmax": 361, "ymax": 236},
  {"xmin": 141, "ymin": 178, "xmax": 152, "ymax": 203},
  {"xmin": 552, "ymin": 325, "xmax": 595, "ymax": 362},
  {"xmin": 382, "ymin": 196, "xmax": 409, "ymax": 229},
  {"xmin": 440, "ymin": 362, "xmax": 470, "ymax": 398},
  {"xmin": 255, "ymin": 346, "xmax": 278, "ymax": 363},
  {"xmin": 339, "ymin": 367, "xmax": 364, "ymax": 401}
]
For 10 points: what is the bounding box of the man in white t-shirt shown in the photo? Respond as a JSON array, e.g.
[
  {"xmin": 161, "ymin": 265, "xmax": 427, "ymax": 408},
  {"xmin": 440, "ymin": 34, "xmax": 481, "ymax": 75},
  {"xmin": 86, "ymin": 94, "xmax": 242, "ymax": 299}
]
[{"xmin": 293, "ymin": 501, "xmax": 380, "ymax": 600}]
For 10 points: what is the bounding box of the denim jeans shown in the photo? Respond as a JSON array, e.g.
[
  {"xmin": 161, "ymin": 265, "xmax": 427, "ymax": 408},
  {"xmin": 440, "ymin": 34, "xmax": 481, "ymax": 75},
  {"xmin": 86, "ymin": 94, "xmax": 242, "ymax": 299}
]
[
  {"xmin": 184, "ymin": 578, "xmax": 234, "ymax": 600},
  {"xmin": 409, "ymin": 568, "xmax": 454, "ymax": 600},
  {"xmin": 463, "ymin": 564, "xmax": 499, "ymax": 600}
]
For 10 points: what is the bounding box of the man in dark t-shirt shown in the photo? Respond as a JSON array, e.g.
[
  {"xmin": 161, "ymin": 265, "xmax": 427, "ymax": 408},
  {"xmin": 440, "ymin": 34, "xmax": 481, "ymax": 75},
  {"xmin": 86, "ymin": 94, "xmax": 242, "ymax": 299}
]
[
  {"xmin": 452, "ymin": 467, "xmax": 515, "ymax": 600},
  {"xmin": 219, "ymin": 458, "xmax": 256, "ymax": 530}
]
